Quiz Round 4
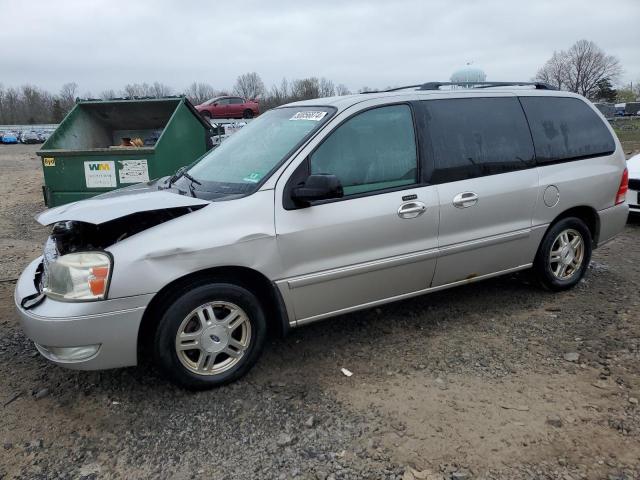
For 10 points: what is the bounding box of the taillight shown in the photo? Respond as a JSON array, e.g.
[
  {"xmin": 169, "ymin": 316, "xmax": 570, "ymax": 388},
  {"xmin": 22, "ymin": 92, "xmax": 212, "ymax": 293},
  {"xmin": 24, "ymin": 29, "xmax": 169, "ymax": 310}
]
[{"xmin": 616, "ymin": 168, "xmax": 629, "ymax": 205}]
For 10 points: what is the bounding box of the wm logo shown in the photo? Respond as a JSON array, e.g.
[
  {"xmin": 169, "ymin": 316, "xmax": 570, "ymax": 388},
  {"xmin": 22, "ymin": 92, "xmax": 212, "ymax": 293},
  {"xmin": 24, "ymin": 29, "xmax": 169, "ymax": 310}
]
[{"xmin": 88, "ymin": 163, "xmax": 111, "ymax": 171}]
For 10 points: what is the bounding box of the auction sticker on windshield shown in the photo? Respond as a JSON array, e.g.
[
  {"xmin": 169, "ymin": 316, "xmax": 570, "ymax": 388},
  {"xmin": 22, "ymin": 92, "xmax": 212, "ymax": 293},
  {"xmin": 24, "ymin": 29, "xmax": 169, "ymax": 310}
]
[
  {"xmin": 84, "ymin": 161, "xmax": 117, "ymax": 188},
  {"xmin": 290, "ymin": 111, "xmax": 327, "ymax": 121},
  {"xmin": 242, "ymin": 172, "xmax": 262, "ymax": 183}
]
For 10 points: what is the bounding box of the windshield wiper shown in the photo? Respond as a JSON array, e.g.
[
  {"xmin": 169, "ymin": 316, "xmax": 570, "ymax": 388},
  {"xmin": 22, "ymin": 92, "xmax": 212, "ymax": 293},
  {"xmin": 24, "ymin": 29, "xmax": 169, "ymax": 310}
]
[
  {"xmin": 182, "ymin": 171, "xmax": 201, "ymax": 186},
  {"xmin": 166, "ymin": 166, "xmax": 202, "ymax": 190}
]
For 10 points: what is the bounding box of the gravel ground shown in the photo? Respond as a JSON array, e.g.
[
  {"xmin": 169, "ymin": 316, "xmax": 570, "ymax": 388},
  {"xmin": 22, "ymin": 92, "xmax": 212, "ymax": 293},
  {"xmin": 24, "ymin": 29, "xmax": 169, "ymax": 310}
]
[{"xmin": 1, "ymin": 144, "xmax": 639, "ymax": 480}]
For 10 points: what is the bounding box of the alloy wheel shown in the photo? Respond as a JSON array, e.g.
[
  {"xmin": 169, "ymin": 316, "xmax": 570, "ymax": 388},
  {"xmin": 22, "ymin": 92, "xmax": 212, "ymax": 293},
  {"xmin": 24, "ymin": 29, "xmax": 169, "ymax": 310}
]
[
  {"xmin": 548, "ymin": 228, "xmax": 585, "ymax": 280},
  {"xmin": 174, "ymin": 301, "xmax": 252, "ymax": 376}
]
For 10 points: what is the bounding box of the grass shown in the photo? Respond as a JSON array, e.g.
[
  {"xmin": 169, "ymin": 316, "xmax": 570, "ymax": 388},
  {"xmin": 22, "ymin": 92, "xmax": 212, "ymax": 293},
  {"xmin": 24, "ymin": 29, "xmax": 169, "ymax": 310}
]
[{"xmin": 610, "ymin": 117, "xmax": 640, "ymax": 154}]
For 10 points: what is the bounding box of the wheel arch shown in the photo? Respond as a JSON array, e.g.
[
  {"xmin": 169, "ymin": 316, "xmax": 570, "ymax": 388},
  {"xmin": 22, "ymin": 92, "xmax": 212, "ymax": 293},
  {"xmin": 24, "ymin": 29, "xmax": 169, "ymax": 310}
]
[
  {"xmin": 137, "ymin": 266, "xmax": 290, "ymax": 363},
  {"xmin": 548, "ymin": 205, "xmax": 600, "ymax": 246}
]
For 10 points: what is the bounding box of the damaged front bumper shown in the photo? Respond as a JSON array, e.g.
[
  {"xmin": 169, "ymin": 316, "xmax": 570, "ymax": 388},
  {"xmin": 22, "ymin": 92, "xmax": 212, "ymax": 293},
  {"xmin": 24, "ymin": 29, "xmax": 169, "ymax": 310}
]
[{"xmin": 14, "ymin": 257, "xmax": 153, "ymax": 370}]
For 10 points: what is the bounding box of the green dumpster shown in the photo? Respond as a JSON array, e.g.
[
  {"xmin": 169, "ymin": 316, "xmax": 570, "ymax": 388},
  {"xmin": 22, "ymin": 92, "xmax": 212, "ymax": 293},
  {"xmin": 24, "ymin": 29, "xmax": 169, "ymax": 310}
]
[{"xmin": 37, "ymin": 97, "xmax": 214, "ymax": 207}]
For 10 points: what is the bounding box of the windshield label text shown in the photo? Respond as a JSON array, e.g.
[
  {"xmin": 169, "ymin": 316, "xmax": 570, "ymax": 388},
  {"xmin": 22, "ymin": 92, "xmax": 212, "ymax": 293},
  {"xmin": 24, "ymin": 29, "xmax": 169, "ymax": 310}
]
[{"xmin": 290, "ymin": 111, "xmax": 327, "ymax": 121}]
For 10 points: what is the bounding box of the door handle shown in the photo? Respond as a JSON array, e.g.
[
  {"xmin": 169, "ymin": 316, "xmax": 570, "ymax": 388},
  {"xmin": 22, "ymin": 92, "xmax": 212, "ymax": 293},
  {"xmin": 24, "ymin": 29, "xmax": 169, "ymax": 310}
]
[
  {"xmin": 397, "ymin": 201, "xmax": 426, "ymax": 219},
  {"xmin": 453, "ymin": 192, "xmax": 478, "ymax": 208}
]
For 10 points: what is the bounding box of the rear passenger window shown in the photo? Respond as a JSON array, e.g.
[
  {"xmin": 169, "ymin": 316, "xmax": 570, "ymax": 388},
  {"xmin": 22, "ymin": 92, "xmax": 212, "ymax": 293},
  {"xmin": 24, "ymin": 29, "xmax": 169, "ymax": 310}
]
[
  {"xmin": 420, "ymin": 97, "xmax": 535, "ymax": 184},
  {"xmin": 310, "ymin": 104, "xmax": 417, "ymax": 195},
  {"xmin": 519, "ymin": 96, "xmax": 615, "ymax": 163}
]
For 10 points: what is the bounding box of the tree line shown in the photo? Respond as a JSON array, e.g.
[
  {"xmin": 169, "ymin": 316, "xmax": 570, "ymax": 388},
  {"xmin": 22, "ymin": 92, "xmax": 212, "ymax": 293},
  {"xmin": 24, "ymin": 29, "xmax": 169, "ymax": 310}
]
[{"xmin": 0, "ymin": 74, "xmax": 353, "ymax": 125}]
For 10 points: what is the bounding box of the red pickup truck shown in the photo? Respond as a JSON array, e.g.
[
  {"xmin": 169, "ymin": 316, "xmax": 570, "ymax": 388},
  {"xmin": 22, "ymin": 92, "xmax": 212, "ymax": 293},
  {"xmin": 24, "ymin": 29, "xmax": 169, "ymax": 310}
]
[{"xmin": 195, "ymin": 96, "xmax": 259, "ymax": 119}]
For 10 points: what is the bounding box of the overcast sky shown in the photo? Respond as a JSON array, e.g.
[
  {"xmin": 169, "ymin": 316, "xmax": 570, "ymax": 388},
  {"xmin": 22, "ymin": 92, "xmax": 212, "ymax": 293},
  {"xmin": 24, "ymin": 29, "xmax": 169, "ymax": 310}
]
[{"xmin": 2, "ymin": 0, "xmax": 639, "ymax": 95}]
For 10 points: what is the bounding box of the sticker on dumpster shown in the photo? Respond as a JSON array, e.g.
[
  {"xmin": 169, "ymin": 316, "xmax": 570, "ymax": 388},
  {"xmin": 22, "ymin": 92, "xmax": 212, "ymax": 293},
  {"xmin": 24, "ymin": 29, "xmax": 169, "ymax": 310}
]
[
  {"xmin": 118, "ymin": 159, "xmax": 150, "ymax": 184},
  {"xmin": 43, "ymin": 157, "xmax": 55, "ymax": 167},
  {"xmin": 84, "ymin": 161, "xmax": 117, "ymax": 188},
  {"xmin": 290, "ymin": 111, "xmax": 327, "ymax": 121}
]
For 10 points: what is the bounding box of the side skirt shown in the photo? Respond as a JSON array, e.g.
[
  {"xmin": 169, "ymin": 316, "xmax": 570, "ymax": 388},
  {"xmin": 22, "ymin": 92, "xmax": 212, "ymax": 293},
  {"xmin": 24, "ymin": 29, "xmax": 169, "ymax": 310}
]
[{"xmin": 292, "ymin": 263, "xmax": 533, "ymax": 327}]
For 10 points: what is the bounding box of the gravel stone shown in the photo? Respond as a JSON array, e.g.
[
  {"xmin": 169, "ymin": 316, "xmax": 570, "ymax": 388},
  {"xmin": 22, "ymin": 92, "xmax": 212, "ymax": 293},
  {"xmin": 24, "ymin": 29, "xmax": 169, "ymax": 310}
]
[
  {"xmin": 546, "ymin": 416, "xmax": 563, "ymax": 428},
  {"xmin": 563, "ymin": 352, "xmax": 580, "ymax": 362},
  {"xmin": 34, "ymin": 387, "xmax": 49, "ymax": 400},
  {"xmin": 276, "ymin": 433, "xmax": 295, "ymax": 447}
]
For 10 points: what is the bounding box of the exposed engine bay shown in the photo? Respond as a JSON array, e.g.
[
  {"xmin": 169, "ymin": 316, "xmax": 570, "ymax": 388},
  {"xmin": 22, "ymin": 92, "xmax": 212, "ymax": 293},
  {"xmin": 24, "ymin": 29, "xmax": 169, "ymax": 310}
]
[{"xmin": 48, "ymin": 206, "xmax": 204, "ymax": 255}]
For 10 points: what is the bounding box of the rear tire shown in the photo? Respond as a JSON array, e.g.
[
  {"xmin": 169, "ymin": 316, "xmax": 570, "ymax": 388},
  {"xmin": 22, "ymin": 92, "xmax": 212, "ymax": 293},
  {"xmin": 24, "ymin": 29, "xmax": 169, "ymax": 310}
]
[
  {"xmin": 153, "ymin": 282, "xmax": 267, "ymax": 390},
  {"xmin": 533, "ymin": 217, "xmax": 592, "ymax": 291},
  {"xmin": 243, "ymin": 109, "xmax": 254, "ymax": 119}
]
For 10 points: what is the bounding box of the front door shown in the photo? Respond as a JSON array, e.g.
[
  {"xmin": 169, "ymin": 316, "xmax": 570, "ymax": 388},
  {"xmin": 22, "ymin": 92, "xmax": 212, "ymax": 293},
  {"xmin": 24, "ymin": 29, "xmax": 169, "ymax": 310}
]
[
  {"xmin": 274, "ymin": 104, "xmax": 439, "ymax": 324},
  {"xmin": 415, "ymin": 96, "xmax": 540, "ymax": 286},
  {"xmin": 213, "ymin": 98, "xmax": 230, "ymax": 118}
]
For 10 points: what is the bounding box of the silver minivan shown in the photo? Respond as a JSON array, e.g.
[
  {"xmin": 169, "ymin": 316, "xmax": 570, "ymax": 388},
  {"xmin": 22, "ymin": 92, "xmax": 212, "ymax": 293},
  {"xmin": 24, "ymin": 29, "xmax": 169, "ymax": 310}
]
[{"xmin": 15, "ymin": 82, "xmax": 630, "ymax": 389}]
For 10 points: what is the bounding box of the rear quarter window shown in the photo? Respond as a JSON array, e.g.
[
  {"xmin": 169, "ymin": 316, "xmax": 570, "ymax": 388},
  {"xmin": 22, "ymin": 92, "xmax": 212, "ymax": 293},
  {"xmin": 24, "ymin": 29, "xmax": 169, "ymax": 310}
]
[{"xmin": 519, "ymin": 96, "xmax": 615, "ymax": 164}]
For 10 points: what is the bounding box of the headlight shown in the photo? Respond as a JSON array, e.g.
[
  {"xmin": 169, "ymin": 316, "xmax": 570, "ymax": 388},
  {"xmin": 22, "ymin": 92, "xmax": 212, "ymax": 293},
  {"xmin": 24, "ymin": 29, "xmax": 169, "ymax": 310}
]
[{"xmin": 44, "ymin": 252, "xmax": 112, "ymax": 301}]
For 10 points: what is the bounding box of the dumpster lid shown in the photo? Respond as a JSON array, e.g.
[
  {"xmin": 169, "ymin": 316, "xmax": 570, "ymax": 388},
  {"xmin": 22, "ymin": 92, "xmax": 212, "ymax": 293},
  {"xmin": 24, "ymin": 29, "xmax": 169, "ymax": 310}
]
[{"xmin": 37, "ymin": 182, "xmax": 209, "ymax": 225}]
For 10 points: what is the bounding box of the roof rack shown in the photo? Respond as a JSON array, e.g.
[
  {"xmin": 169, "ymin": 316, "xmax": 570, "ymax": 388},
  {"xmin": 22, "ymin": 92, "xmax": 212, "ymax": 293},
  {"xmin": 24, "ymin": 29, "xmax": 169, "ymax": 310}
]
[
  {"xmin": 362, "ymin": 81, "xmax": 556, "ymax": 94},
  {"xmin": 418, "ymin": 81, "xmax": 556, "ymax": 90}
]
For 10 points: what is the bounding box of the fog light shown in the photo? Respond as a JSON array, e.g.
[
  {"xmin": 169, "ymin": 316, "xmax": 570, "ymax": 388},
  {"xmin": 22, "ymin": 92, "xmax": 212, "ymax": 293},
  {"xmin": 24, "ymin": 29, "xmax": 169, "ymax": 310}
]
[{"xmin": 36, "ymin": 343, "xmax": 100, "ymax": 362}]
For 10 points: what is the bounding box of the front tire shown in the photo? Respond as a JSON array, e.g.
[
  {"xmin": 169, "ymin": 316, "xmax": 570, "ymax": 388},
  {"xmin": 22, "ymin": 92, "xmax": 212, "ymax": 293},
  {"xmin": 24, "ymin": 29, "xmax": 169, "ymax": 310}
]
[
  {"xmin": 153, "ymin": 282, "xmax": 267, "ymax": 389},
  {"xmin": 533, "ymin": 217, "xmax": 592, "ymax": 291}
]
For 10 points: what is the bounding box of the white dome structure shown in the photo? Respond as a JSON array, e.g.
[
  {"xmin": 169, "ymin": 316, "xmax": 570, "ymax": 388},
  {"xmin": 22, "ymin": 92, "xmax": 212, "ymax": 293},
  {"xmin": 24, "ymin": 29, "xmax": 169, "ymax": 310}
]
[{"xmin": 450, "ymin": 64, "xmax": 487, "ymax": 84}]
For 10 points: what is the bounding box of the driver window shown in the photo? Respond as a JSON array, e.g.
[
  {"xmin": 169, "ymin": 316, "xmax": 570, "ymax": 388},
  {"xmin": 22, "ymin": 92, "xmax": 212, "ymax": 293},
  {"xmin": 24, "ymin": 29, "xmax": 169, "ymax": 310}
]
[{"xmin": 310, "ymin": 105, "xmax": 417, "ymax": 196}]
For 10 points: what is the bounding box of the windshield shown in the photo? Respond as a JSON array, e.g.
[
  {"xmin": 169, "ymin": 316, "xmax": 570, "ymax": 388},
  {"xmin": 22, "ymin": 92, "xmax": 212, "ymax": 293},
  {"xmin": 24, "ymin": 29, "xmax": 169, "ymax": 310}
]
[{"xmin": 186, "ymin": 106, "xmax": 334, "ymax": 195}]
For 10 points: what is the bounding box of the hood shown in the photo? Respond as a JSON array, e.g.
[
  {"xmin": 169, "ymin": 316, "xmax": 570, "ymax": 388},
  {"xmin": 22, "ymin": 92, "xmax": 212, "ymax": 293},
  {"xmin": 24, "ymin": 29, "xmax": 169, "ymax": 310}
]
[
  {"xmin": 627, "ymin": 153, "xmax": 640, "ymax": 178},
  {"xmin": 37, "ymin": 181, "xmax": 210, "ymax": 225}
]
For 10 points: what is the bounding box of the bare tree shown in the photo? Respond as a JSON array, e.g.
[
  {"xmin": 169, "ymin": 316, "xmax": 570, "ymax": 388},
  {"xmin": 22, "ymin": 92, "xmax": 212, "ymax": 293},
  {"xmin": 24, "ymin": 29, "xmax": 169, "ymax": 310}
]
[
  {"xmin": 233, "ymin": 72, "xmax": 265, "ymax": 100},
  {"xmin": 121, "ymin": 83, "xmax": 144, "ymax": 98},
  {"xmin": 59, "ymin": 82, "xmax": 78, "ymax": 112},
  {"xmin": 565, "ymin": 40, "xmax": 621, "ymax": 97},
  {"xmin": 151, "ymin": 81, "xmax": 173, "ymax": 98},
  {"xmin": 3, "ymin": 87, "xmax": 19, "ymax": 124},
  {"xmin": 100, "ymin": 89, "xmax": 116, "ymax": 100},
  {"xmin": 0, "ymin": 84, "xmax": 4, "ymax": 123},
  {"xmin": 535, "ymin": 51, "xmax": 568, "ymax": 90},
  {"xmin": 262, "ymin": 78, "xmax": 290, "ymax": 110},
  {"xmin": 184, "ymin": 82, "xmax": 216, "ymax": 105},
  {"xmin": 291, "ymin": 77, "xmax": 320, "ymax": 100},
  {"xmin": 335, "ymin": 84, "xmax": 351, "ymax": 96},
  {"xmin": 535, "ymin": 40, "xmax": 622, "ymax": 98},
  {"xmin": 319, "ymin": 77, "xmax": 335, "ymax": 97}
]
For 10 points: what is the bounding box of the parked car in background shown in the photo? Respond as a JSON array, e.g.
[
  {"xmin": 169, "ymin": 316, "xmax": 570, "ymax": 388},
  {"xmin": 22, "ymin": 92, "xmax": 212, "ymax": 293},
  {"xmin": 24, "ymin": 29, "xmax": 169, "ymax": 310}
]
[
  {"xmin": 627, "ymin": 153, "xmax": 640, "ymax": 214},
  {"xmin": 1, "ymin": 131, "xmax": 18, "ymax": 144},
  {"xmin": 624, "ymin": 102, "xmax": 640, "ymax": 116},
  {"xmin": 36, "ymin": 131, "xmax": 52, "ymax": 142},
  {"xmin": 15, "ymin": 83, "xmax": 629, "ymax": 389},
  {"xmin": 20, "ymin": 131, "xmax": 42, "ymax": 144},
  {"xmin": 195, "ymin": 96, "xmax": 259, "ymax": 119}
]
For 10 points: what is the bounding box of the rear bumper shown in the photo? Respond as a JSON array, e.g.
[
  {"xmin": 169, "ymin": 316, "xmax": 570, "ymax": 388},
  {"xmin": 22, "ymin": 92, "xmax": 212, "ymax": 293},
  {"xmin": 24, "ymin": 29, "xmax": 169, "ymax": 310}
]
[
  {"xmin": 597, "ymin": 202, "xmax": 629, "ymax": 246},
  {"xmin": 14, "ymin": 257, "xmax": 153, "ymax": 370}
]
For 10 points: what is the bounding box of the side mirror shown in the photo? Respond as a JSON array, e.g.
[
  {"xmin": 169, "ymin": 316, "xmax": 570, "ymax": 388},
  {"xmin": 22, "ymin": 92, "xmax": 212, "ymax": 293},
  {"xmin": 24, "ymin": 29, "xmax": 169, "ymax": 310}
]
[
  {"xmin": 213, "ymin": 102, "xmax": 218, "ymax": 106},
  {"xmin": 292, "ymin": 174, "xmax": 343, "ymax": 205}
]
